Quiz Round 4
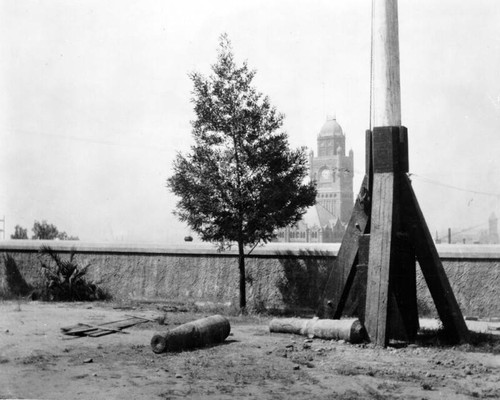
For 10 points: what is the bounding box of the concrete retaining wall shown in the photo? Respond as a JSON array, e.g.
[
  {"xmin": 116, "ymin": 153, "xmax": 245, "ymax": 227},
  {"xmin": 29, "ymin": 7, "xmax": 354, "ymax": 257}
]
[{"xmin": 1, "ymin": 240, "xmax": 499, "ymax": 317}]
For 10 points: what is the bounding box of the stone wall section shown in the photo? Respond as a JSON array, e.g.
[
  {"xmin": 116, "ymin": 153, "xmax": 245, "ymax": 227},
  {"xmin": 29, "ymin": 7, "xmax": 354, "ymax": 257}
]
[{"xmin": 1, "ymin": 241, "xmax": 499, "ymax": 318}]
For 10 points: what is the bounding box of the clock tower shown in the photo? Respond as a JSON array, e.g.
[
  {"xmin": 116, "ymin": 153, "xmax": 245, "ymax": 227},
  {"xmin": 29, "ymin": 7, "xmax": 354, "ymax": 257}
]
[{"xmin": 309, "ymin": 116, "xmax": 354, "ymax": 224}]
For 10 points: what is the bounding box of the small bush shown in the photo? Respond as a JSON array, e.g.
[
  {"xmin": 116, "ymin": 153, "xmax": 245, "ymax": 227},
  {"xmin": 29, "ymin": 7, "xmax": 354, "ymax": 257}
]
[{"xmin": 37, "ymin": 245, "xmax": 109, "ymax": 301}]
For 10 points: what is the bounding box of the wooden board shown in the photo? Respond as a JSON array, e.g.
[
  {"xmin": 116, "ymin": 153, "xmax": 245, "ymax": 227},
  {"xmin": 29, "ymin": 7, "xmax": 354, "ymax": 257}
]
[
  {"xmin": 341, "ymin": 264, "xmax": 368, "ymax": 323},
  {"xmin": 372, "ymin": 127, "xmax": 401, "ymax": 173},
  {"xmin": 322, "ymin": 123, "xmax": 467, "ymax": 346},
  {"xmin": 341, "ymin": 235, "xmax": 369, "ymax": 323},
  {"xmin": 401, "ymin": 175, "xmax": 469, "ymax": 343},
  {"xmin": 61, "ymin": 316, "xmax": 149, "ymax": 338},
  {"xmin": 365, "ymin": 127, "xmax": 415, "ymax": 345},
  {"xmin": 365, "ymin": 172, "xmax": 394, "ymax": 346},
  {"xmin": 388, "ymin": 231, "xmax": 419, "ymax": 341},
  {"xmin": 318, "ymin": 177, "xmax": 370, "ymax": 319}
]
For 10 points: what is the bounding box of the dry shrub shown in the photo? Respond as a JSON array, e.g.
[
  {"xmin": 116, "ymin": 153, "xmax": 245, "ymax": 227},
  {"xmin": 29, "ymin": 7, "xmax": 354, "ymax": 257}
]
[{"xmin": 36, "ymin": 245, "xmax": 109, "ymax": 301}]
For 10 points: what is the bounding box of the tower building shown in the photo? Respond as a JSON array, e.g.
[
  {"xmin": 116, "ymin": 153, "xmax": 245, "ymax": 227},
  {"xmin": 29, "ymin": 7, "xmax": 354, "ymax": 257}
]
[
  {"xmin": 309, "ymin": 116, "xmax": 354, "ymax": 224},
  {"xmin": 275, "ymin": 116, "xmax": 354, "ymax": 243}
]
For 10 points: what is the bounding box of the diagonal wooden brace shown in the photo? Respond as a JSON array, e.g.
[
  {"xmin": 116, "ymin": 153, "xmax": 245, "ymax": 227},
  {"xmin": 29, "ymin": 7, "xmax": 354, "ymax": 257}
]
[{"xmin": 401, "ymin": 174, "xmax": 469, "ymax": 344}]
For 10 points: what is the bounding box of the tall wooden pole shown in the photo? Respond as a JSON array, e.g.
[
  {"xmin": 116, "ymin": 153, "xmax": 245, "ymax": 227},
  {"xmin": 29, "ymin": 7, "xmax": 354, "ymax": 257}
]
[
  {"xmin": 371, "ymin": 0, "xmax": 401, "ymax": 127},
  {"xmin": 320, "ymin": 0, "xmax": 469, "ymax": 347},
  {"xmin": 365, "ymin": 0, "xmax": 408, "ymax": 346}
]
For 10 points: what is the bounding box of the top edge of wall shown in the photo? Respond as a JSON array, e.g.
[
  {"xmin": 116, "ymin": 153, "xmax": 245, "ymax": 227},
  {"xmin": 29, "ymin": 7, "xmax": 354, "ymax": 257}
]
[
  {"xmin": 0, "ymin": 240, "xmax": 339, "ymax": 257},
  {"xmin": 1, "ymin": 240, "xmax": 500, "ymax": 259}
]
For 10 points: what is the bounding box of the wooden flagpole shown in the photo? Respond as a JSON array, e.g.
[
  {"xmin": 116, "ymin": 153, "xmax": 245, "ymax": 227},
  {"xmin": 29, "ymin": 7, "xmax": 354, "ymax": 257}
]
[{"xmin": 319, "ymin": 0, "xmax": 469, "ymax": 347}]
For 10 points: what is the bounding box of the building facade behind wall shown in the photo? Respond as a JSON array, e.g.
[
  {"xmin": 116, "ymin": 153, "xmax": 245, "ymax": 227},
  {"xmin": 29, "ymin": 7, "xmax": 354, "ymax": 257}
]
[{"xmin": 276, "ymin": 116, "xmax": 354, "ymax": 243}]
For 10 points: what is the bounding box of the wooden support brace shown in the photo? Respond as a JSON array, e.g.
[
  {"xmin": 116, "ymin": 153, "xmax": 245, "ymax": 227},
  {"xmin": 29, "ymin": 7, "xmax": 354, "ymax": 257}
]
[
  {"xmin": 365, "ymin": 126, "xmax": 414, "ymax": 346},
  {"xmin": 365, "ymin": 171, "xmax": 395, "ymax": 346},
  {"xmin": 321, "ymin": 125, "xmax": 464, "ymax": 346},
  {"xmin": 318, "ymin": 130, "xmax": 373, "ymax": 319},
  {"xmin": 401, "ymin": 175, "xmax": 469, "ymax": 343},
  {"xmin": 318, "ymin": 177, "xmax": 370, "ymax": 319},
  {"xmin": 388, "ymin": 230, "xmax": 419, "ymax": 341},
  {"xmin": 341, "ymin": 235, "xmax": 369, "ymax": 323}
]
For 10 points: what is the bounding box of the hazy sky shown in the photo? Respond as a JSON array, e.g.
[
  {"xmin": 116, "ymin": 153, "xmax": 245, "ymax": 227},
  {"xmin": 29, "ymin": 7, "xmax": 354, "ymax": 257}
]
[{"xmin": 1, "ymin": 0, "xmax": 499, "ymax": 243}]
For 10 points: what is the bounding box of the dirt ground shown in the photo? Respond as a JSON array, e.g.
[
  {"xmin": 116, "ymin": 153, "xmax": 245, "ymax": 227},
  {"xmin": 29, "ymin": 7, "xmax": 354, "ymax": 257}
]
[{"xmin": 1, "ymin": 301, "xmax": 499, "ymax": 400}]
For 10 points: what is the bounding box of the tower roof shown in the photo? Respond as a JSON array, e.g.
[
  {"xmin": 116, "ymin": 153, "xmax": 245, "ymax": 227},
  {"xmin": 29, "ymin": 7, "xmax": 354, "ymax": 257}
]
[{"xmin": 318, "ymin": 116, "xmax": 344, "ymax": 138}]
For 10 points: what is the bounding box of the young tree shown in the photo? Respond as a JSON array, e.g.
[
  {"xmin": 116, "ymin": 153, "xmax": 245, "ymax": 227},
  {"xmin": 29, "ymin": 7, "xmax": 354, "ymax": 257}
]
[
  {"xmin": 167, "ymin": 35, "xmax": 317, "ymax": 311},
  {"xmin": 11, "ymin": 225, "xmax": 28, "ymax": 239}
]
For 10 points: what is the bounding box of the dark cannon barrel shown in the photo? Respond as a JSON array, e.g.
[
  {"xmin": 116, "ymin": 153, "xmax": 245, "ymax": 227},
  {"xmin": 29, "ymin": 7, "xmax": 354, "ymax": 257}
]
[{"xmin": 151, "ymin": 315, "xmax": 230, "ymax": 354}]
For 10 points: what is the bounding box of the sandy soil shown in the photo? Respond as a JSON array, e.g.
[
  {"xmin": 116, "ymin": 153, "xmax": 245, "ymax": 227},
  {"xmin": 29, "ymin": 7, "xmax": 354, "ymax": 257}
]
[{"xmin": 1, "ymin": 301, "xmax": 499, "ymax": 400}]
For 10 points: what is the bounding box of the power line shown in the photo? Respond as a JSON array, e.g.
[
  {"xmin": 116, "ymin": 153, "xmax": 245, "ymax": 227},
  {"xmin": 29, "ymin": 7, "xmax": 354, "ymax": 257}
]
[
  {"xmin": 450, "ymin": 223, "xmax": 487, "ymax": 237},
  {"xmin": 6, "ymin": 127, "xmax": 500, "ymax": 199},
  {"xmin": 316, "ymin": 167, "xmax": 499, "ymax": 199},
  {"xmin": 410, "ymin": 173, "xmax": 500, "ymax": 198},
  {"xmin": 3, "ymin": 127, "xmax": 174, "ymax": 153},
  {"xmin": 437, "ymin": 223, "xmax": 487, "ymax": 240}
]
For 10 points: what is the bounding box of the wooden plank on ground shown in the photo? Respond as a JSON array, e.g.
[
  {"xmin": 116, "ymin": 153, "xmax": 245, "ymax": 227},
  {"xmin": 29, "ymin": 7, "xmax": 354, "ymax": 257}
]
[
  {"xmin": 125, "ymin": 314, "xmax": 157, "ymax": 323},
  {"xmin": 62, "ymin": 324, "xmax": 99, "ymax": 335},
  {"xmin": 61, "ymin": 317, "xmax": 137, "ymax": 332},
  {"xmin": 85, "ymin": 324, "xmax": 128, "ymax": 334},
  {"xmin": 61, "ymin": 316, "xmax": 145, "ymax": 337},
  {"xmin": 61, "ymin": 323, "xmax": 91, "ymax": 333}
]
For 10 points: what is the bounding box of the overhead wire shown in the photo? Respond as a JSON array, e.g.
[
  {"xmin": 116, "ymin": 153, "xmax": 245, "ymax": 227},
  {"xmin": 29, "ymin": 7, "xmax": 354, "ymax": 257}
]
[
  {"xmin": 3, "ymin": 127, "xmax": 173, "ymax": 153},
  {"xmin": 409, "ymin": 173, "xmax": 500, "ymax": 199},
  {"xmin": 315, "ymin": 167, "xmax": 500, "ymax": 200}
]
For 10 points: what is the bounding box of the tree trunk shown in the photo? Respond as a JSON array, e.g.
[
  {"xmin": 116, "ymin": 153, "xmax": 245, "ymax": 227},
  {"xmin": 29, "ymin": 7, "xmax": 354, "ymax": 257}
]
[{"xmin": 238, "ymin": 239, "xmax": 246, "ymax": 312}]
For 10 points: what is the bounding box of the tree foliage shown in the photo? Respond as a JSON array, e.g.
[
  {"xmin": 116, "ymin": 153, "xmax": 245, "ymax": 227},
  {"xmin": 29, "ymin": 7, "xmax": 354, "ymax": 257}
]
[
  {"xmin": 11, "ymin": 225, "xmax": 28, "ymax": 239},
  {"xmin": 31, "ymin": 220, "xmax": 79, "ymax": 240},
  {"xmin": 32, "ymin": 220, "xmax": 59, "ymax": 240},
  {"xmin": 167, "ymin": 34, "xmax": 316, "ymax": 310},
  {"xmin": 56, "ymin": 231, "xmax": 80, "ymax": 241}
]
